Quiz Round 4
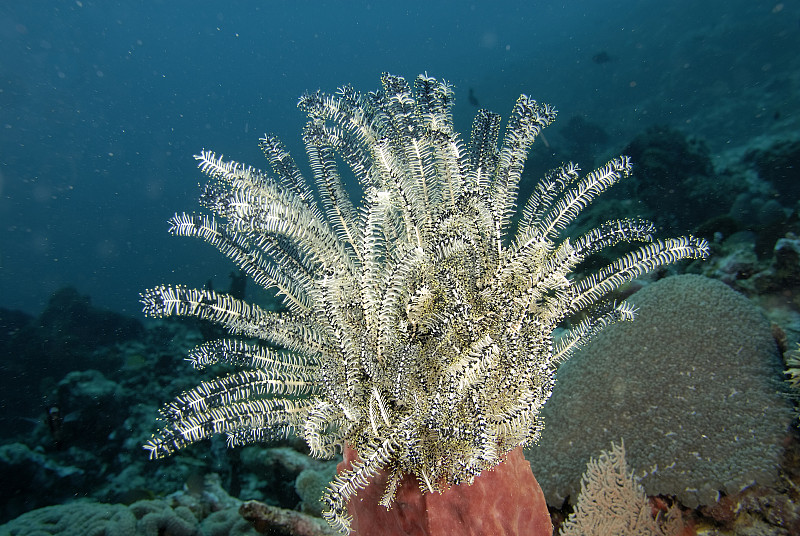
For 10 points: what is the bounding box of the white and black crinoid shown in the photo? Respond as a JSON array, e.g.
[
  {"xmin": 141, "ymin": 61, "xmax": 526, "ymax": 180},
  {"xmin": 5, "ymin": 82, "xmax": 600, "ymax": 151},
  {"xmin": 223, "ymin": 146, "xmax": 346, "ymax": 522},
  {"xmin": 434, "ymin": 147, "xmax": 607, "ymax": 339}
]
[{"xmin": 140, "ymin": 73, "xmax": 708, "ymax": 533}]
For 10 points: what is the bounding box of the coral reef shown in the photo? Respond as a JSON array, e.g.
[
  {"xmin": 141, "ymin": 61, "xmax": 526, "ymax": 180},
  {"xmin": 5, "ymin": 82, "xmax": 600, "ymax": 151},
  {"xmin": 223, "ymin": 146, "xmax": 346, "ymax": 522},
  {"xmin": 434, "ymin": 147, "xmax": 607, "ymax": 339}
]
[
  {"xmin": 0, "ymin": 296, "xmax": 336, "ymax": 528},
  {"xmin": 702, "ymin": 227, "xmax": 800, "ymax": 344},
  {"xmin": 0, "ymin": 287, "xmax": 143, "ymax": 441},
  {"xmin": 54, "ymin": 370, "xmax": 126, "ymax": 451},
  {"xmin": 0, "ymin": 443, "xmax": 85, "ymax": 521},
  {"xmin": 0, "ymin": 471, "xmax": 340, "ymax": 536},
  {"xmin": 7, "ymin": 66, "xmax": 800, "ymax": 535},
  {"xmin": 1, "ymin": 117, "xmax": 799, "ymax": 536},
  {"xmin": 743, "ymin": 138, "xmax": 800, "ymax": 203},
  {"xmin": 620, "ymin": 126, "xmax": 736, "ymax": 234}
]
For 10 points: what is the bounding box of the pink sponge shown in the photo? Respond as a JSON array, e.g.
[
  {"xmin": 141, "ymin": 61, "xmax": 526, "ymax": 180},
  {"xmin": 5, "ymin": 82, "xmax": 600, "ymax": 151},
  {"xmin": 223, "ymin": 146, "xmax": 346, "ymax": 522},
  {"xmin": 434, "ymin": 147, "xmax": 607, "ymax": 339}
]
[{"xmin": 339, "ymin": 446, "xmax": 553, "ymax": 536}]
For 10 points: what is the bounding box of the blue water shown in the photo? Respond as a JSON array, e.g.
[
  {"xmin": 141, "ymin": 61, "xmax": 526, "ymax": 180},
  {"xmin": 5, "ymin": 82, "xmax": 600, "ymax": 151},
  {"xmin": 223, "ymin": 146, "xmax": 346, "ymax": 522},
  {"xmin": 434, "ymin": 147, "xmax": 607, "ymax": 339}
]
[{"xmin": 1, "ymin": 0, "xmax": 798, "ymax": 315}]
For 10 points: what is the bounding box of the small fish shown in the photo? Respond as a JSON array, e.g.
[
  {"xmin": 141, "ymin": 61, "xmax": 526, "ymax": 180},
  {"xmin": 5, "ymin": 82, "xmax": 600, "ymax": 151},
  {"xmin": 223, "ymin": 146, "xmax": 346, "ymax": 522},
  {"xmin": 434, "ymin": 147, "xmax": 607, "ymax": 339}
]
[
  {"xmin": 592, "ymin": 51, "xmax": 613, "ymax": 64},
  {"xmin": 468, "ymin": 87, "xmax": 480, "ymax": 107},
  {"xmin": 46, "ymin": 405, "xmax": 64, "ymax": 449}
]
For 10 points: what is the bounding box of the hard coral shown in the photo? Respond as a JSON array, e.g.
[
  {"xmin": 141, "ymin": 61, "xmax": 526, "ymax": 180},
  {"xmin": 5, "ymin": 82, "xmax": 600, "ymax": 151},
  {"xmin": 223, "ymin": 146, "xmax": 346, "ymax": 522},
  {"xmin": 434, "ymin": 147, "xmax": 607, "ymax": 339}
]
[{"xmin": 527, "ymin": 274, "xmax": 793, "ymax": 508}]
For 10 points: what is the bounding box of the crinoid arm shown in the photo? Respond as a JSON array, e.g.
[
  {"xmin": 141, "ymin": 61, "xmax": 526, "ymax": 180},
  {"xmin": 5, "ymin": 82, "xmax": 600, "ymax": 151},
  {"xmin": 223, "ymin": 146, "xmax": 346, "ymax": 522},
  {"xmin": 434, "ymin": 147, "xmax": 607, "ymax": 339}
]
[{"xmin": 141, "ymin": 73, "xmax": 709, "ymax": 534}]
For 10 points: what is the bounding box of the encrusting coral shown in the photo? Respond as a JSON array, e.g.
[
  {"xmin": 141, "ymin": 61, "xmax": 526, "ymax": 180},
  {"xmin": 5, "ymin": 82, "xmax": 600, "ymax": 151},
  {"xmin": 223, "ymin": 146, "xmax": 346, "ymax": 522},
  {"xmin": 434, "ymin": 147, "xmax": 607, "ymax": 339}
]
[{"xmin": 139, "ymin": 73, "xmax": 708, "ymax": 534}]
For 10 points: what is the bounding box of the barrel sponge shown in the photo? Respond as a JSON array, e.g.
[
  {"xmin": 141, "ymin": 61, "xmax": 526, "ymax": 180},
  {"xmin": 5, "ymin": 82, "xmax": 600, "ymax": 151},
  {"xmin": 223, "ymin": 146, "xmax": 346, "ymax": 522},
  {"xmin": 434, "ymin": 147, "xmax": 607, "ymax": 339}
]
[{"xmin": 526, "ymin": 274, "xmax": 792, "ymax": 508}]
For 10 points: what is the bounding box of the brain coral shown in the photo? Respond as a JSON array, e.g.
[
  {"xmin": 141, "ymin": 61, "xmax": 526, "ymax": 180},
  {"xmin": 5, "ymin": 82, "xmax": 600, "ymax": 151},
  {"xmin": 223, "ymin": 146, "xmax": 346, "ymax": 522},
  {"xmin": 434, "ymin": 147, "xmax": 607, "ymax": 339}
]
[{"xmin": 526, "ymin": 274, "xmax": 792, "ymax": 508}]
